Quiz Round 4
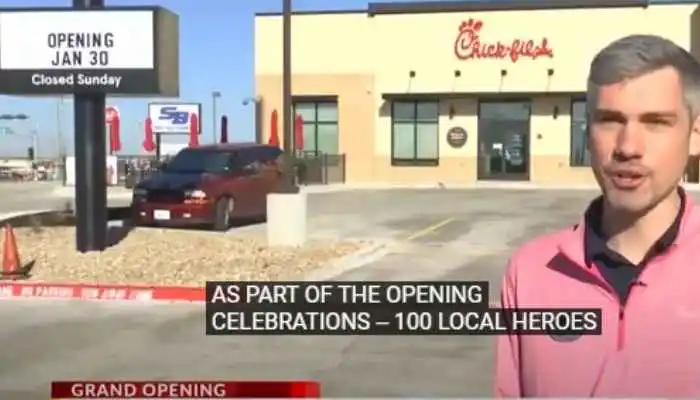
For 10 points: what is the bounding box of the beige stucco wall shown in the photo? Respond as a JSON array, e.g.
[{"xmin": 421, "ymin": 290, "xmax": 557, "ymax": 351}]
[{"xmin": 255, "ymin": 4, "xmax": 699, "ymax": 184}]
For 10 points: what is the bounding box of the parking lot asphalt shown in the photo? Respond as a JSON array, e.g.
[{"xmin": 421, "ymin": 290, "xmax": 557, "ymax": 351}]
[
  {"xmin": 0, "ymin": 182, "xmax": 131, "ymax": 215},
  {"xmin": 3, "ymin": 188, "xmax": 696, "ymax": 398},
  {"xmin": 0, "ymin": 182, "xmax": 62, "ymax": 214}
]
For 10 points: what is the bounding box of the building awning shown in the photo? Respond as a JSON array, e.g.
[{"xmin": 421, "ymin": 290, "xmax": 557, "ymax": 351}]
[{"xmin": 381, "ymin": 91, "xmax": 586, "ymax": 101}]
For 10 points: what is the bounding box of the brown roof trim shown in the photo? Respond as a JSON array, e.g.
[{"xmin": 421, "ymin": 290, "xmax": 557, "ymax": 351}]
[
  {"xmin": 367, "ymin": 0, "xmax": 649, "ymax": 16},
  {"xmin": 255, "ymin": 9, "xmax": 365, "ymax": 17},
  {"xmin": 382, "ymin": 91, "xmax": 586, "ymax": 100},
  {"xmin": 292, "ymin": 95, "xmax": 338, "ymax": 103},
  {"xmin": 255, "ymin": 0, "xmax": 656, "ymax": 17}
]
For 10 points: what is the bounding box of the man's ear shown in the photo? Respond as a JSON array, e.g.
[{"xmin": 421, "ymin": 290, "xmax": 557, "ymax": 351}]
[{"xmin": 691, "ymin": 116, "xmax": 700, "ymax": 157}]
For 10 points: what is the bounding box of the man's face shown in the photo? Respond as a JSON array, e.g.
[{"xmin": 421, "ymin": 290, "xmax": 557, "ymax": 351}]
[{"xmin": 588, "ymin": 66, "xmax": 700, "ymax": 212}]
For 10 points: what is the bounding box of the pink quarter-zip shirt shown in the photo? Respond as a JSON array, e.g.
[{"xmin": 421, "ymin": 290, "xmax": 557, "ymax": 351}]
[{"xmin": 495, "ymin": 193, "xmax": 700, "ymax": 397}]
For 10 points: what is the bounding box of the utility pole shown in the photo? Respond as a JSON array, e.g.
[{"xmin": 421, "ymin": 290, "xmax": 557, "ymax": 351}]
[
  {"xmin": 212, "ymin": 91, "xmax": 221, "ymax": 144},
  {"xmin": 243, "ymin": 96, "xmax": 262, "ymax": 144},
  {"xmin": 56, "ymin": 97, "xmax": 65, "ymax": 183},
  {"xmin": 265, "ymin": 0, "xmax": 306, "ymax": 248},
  {"xmin": 280, "ymin": 0, "xmax": 298, "ymax": 193},
  {"xmin": 56, "ymin": 97, "xmax": 64, "ymax": 157}
]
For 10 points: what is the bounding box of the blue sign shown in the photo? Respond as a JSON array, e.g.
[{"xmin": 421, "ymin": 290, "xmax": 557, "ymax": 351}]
[
  {"xmin": 149, "ymin": 103, "xmax": 200, "ymax": 133},
  {"xmin": 158, "ymin": 106, "xmax": 189, "ymax": 125}
]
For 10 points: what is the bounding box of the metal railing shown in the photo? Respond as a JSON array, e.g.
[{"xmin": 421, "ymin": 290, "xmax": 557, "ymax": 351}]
[
  {"xmin": 116, "ymin": 155, "xmax": 160, "ymax": 188},
  {"xmin": 65, "ymin": 152, "xmax": 349, "ymax": 188},
  {"xmin": 295, "ymin": 151, "xmax": 346, "ymax": 185}
]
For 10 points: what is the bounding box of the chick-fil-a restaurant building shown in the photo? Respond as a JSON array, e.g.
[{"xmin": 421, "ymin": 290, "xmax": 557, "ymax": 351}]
[{"xmin": 254, "ymin": 0, "xmax": 700, "ymax": 185}]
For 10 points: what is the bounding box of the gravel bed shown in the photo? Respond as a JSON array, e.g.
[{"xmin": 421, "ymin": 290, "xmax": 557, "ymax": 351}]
[{"xmin": 10, "ymin": 227, "xmax": 364, "ymax": 286}]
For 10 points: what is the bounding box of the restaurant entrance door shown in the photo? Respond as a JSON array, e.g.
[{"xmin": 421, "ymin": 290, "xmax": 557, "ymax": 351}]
[{"xmin": 477, "ymin": 101, "xmax": 531, "ymax": 181}]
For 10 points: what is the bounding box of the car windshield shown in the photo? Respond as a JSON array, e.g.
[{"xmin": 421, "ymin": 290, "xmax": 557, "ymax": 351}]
[{"xmin": 162, "ymin": 150, "xmax": 231, "ymax": 173}]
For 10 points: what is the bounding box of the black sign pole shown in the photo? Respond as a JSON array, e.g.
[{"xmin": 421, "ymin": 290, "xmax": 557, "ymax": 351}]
[
  {"xmin": 155, "ymin": 133, "xmax": 162, "ymax": 160},
  {"xmin": 73, "ymin": 0, "xmax": 108, "ymax": 252}
]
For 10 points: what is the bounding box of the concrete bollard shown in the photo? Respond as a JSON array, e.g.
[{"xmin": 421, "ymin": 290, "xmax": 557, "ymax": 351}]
[{"xmin": 266, "ymin": 192, "xmax": 307, "ymax": 247}]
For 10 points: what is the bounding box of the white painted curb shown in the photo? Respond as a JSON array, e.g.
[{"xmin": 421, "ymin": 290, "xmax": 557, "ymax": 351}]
[{"xmin": 0, "ymin": 209, "xmax": 55, "ymax": 224}]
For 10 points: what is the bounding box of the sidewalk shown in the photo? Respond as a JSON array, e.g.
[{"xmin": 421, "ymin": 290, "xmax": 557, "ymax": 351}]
[
  {"xmin": 50, "ymin": 181, "xmax": 700, "ymax": 199},
  {"xmin": 301, "ymin": 181, "xmax": 700, "ymax": 193}
]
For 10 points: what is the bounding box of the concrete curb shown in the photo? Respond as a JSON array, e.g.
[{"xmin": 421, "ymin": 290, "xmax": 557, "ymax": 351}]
[
  {"xmin": 0, "ymin": 210, "xmax": 55, "ymax": 224},
  {"xmin": 0, "ymin": 282, "xmax": 204, "ymax": 301},
  {"xmin": 0, "ymin": 208, "xmax": 204, "ymax": 302},
  {"xmin": 0, "ymin": 241, "xmax": 391, "ymax": 302}
]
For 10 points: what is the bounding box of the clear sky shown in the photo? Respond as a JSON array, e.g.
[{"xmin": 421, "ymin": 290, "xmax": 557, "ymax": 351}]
[{"xmin": 0, "ymin": 0, "xmax": 389, "ymax": 157}]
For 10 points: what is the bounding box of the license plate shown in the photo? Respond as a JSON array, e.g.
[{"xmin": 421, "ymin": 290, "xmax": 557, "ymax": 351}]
[{"xmin": 153, "ymin": 210, "xmax": 170, "ymax": 220}]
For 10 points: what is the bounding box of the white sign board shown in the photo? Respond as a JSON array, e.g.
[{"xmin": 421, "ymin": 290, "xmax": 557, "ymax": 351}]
[
  {"xmin": 0, "ymin": 11, "xmax": 154, "ymax": 70},
  {"xmin": 0, "ymin": 8, "xmax": 178, "ymax": 95},
  {"xmin": 148, "ymin": 103, "xmax": 201, "ymax": 134}
]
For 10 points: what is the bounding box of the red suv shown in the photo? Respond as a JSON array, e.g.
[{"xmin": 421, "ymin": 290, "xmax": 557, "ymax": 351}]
[{"xmin": 131, "ymin": 143, "xmax": 283, "ymax": 230}]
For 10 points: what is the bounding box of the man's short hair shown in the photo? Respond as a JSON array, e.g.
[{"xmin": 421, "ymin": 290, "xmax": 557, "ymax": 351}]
[{"xmin": 587, "ymin": 34, "xmax": 700, "ymax": 120}]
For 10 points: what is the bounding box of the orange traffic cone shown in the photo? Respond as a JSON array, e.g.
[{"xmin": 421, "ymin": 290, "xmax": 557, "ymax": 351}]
[{"xmin": 2, "ymin": 224, "xmax": 21, "ymax": 278}]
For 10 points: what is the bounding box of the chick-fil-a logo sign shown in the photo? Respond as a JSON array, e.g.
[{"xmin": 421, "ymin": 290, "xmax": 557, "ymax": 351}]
[{"xmin": 454, "ymin": 19, "xmax": 553, "ymax": 62}]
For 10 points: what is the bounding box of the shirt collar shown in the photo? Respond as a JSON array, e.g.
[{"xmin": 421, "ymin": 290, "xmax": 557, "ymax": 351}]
[{"xmin": 583, "ymin": 189, "xmax": 685, "ymax": 267}]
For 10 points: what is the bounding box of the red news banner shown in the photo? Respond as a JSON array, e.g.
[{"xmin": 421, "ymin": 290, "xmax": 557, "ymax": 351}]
[{"xmin": 51, "ymin": 381, "xmax": 320, "ymax": 399}]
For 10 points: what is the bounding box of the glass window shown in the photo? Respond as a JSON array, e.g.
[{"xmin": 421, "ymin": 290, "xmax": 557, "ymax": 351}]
[
  {"xmin": 164, "ymin": 150, "xmax": 231, "ymax": 173},
  {"xmin": 391, "ymin": 101, "xmax": 439, "ymax": 165},
  {"xmin": 416, "ymin": 102, "xmax": 439, "ymax": 122},
  {"xmin": 392, "ymin": 122, "xmax": 416, "ymax": 159},
  {"xmin": 316, "ymin": 102, "xmax": 338, "ymax": 122},
  {"xmin": 392, "ymin": 102, "xmax": 416, "ymax": 121},
  {"xmin": 260, "ymin": 146, "xmax": 282, "ymax": 162},
  {"xmin": 293, "ymin": 101, "xmax": 339, "ymax": 155},
  {"xmin": 294, "ymin": 102, "xmax": 316, "ymax": 122},
  {"xmin": 301, "ymin": 122, "xmax": 317, "ymax": 152},
  {"xmin": 479, "ymin": 102, "xmax": 530, "ymax": 121},
  {"xmin": 316, "ymin": 123, "xmax": 339, "ymax": 155},
  {"xmin": 570, "ymin": 99, "xmax": 590, "ymax": 166},
  {"xmin": 415, "ymin": 123, "xmax": 439, "ymax": 159}
]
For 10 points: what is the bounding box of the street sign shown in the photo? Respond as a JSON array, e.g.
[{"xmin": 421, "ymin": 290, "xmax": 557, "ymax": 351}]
[
  {"xmin": 148, "ymin": 103, "xmax": 201, "ymax": 134},
  {"xmin": 0, "ymin": 8, "xmax": 179, "ymax": 95}
]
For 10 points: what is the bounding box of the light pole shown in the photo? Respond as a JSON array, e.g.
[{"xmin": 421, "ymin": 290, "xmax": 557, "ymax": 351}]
[
  {"xmin": 243, "ymin": 96, "xmax": 262, "ymax": 144},
  {"xmin": 212, "ymin": 91, "xmax": 221, "ymax": 144},
  {"xmin": 56, "ymin": 96, "xmax": 66, "ymax": 158}
]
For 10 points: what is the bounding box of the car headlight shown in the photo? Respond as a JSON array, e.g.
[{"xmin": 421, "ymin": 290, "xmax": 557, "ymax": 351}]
[
  {"xmin": 133, "ymin": 188, "xmax": 147, "ymax": 196},
  {"xmin": 185, "ymin": 189, "xmax": 207, "ymax": 199}
]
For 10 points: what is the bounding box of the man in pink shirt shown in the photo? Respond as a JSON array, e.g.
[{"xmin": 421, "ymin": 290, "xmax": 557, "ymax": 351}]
[{"xmin": 495, "ymin": 34, "xmax": 700, "ymax": 397}]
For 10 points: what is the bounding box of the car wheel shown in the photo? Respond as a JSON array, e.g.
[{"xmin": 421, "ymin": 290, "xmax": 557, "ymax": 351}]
[{"xmin": 212, "ymin": 197, "xmax": 234, "ymax": 231}]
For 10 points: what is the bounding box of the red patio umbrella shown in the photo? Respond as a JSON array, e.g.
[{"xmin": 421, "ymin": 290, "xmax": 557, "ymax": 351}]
[
  {"xmin": 220, "ymin": 115, "xmax": 228, "ymax": 144},
  {"xmin": 109, "ymin": 114, "xmax": 121, "ymax": 153},
  {"xmin": 294, "ymin": 114, "xmax": 304, "ymax": 151},
  {"xmin": 188, "ymin": 113, "xmax": 199, "ymax": 147},
  {"xmin": 142, "ymin": 117, "xmax": 155, "ymax": 153},
  {"xmin": 268, "ymin": 109, "xmax": 280, "ymax": 147},
  {"xmin": 105, "ymin": 106, "xmax": 121, "ymax": 154}
]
